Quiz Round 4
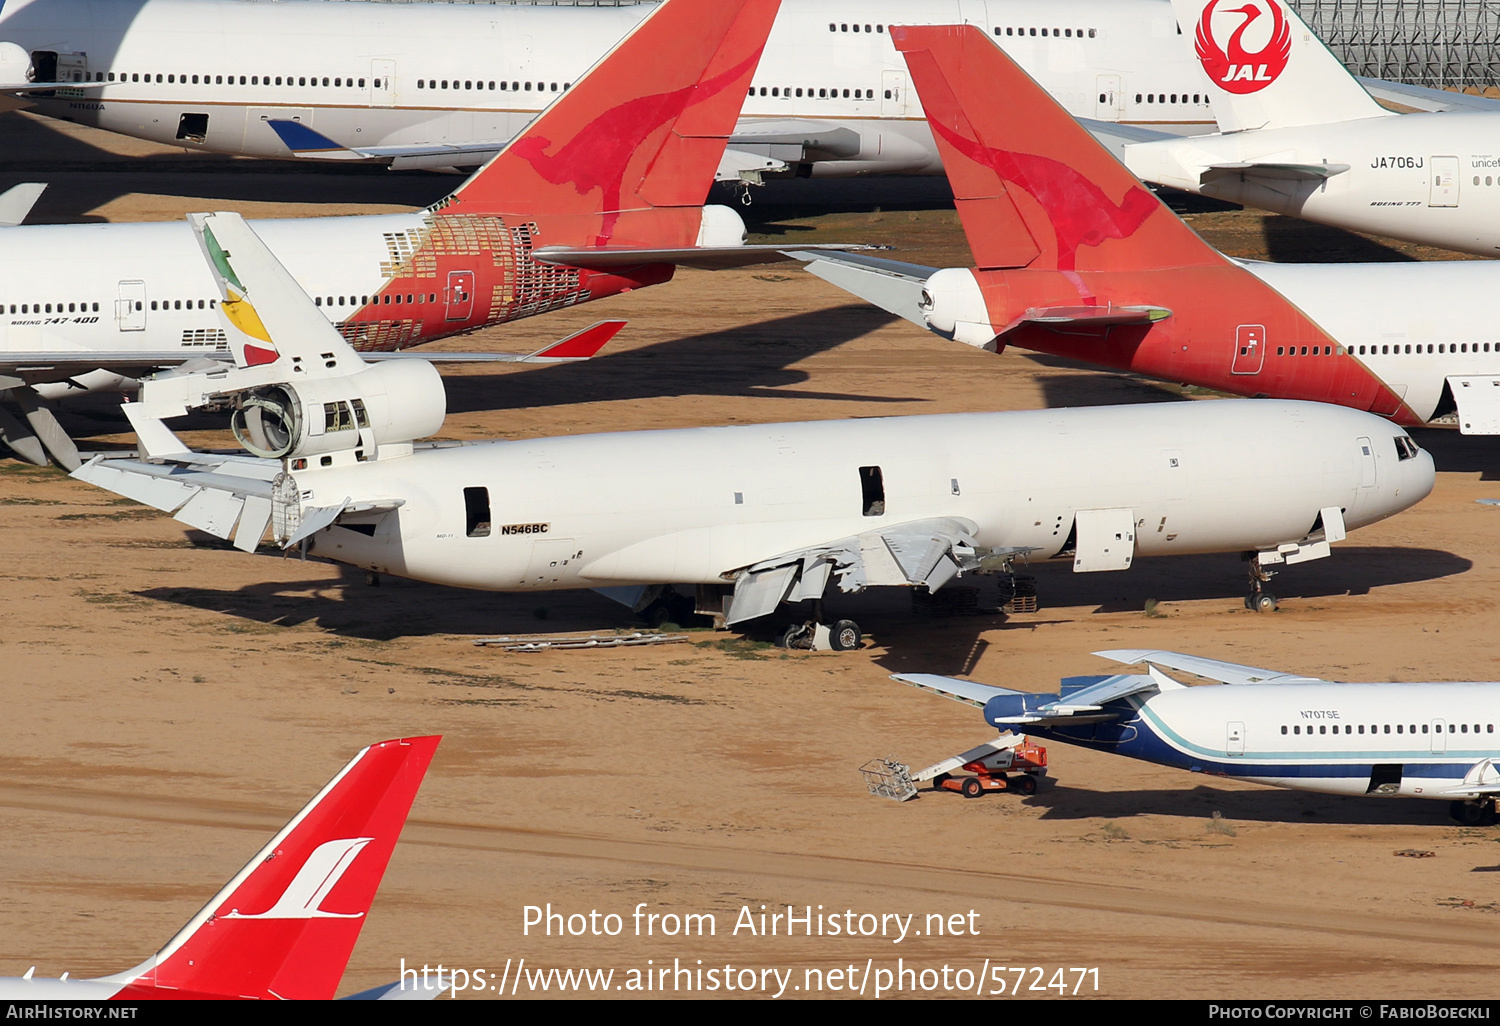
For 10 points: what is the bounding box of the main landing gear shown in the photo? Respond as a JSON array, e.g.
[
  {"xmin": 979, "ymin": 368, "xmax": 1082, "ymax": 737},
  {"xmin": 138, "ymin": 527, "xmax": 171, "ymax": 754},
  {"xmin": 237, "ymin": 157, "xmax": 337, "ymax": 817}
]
[
  {"xmin": 1245, "ymin": 555, "xmax": 1278, "ymax": 613},
  {"xmin": 776, "ymin": 601, "xmax": 862, "ymax": 651},
  {"xmin": 1449, "ymin": 798, "xmax": 1498, "ymax": 826}
]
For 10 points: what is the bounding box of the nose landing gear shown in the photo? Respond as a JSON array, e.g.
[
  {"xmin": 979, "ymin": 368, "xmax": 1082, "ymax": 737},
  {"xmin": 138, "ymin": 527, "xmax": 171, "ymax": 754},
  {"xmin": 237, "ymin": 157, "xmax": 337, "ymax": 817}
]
[{"xmin": 1245, "ymin": 556, "xmax": 1278, "ymax": 612}]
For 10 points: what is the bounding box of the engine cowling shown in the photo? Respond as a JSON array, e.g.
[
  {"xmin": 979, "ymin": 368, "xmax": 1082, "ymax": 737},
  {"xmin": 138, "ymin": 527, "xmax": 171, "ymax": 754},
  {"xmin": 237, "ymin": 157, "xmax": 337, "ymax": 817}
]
[
  {"xmin": 919, "ymin": 267, "xmax": 998, "ymax": 348},
  {"xmin": 694, "ymin": 204, "xmax": 748, "ymax": 247},
  {"xmin": 230, "ymin": 360, "xmax": 445, "ymax": 460},
  {"xmin": 0, "ymin": 42, "xmax": 32, "ymax": 88}
]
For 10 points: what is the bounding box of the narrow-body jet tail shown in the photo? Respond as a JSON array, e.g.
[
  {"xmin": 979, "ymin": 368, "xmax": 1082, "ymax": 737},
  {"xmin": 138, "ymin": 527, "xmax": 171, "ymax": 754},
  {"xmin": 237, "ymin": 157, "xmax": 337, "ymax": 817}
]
[
  {"xmin": 443, "ymin": 0, "xmax": 780, "ymax": 249},
  {"xmin": 1173, "ymin": 0, "xmax": 1389, "ymax": 132},
  {"xmin": 111, "ymin": 737, "xmax": 441, "ymax": 1000},
  {"xmin": 890, "ymin": 24, "xmax": 1223, "ymax": 274}
]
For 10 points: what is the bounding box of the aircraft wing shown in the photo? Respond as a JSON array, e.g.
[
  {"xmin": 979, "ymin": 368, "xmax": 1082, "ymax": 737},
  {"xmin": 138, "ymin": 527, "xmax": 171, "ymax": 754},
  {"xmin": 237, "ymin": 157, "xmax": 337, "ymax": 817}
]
[
  {"xmin": 532, "ymin": 243, "xmax": 883, "ymax": 272},
  {"xmin": 1358, "ymin": 77, "xmax": 1500, "ymax": 113},
  {"xmin": 1078, "ymin": 117, "xmax": 1182, "ymax": 163},
  {"xmin": 1093, "ymin": 649, "xmax": 1331, "ymax": 685},
  {"xmin": 892, "ymin": 670, "xmax": 1158, "ymax": 725},
  {"xmin": 721, "ymin": 516, "xmax": 1034, "ymax": 624},
  {"xmin": 0, "ymin": 183, "xmax": 45, "ymax": 227}
]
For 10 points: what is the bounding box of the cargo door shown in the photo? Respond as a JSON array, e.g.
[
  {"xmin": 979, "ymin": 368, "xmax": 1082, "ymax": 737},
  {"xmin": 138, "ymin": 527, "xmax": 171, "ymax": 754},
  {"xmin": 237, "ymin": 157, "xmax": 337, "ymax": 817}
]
[
  {"xmin": 116, "ymin": 280, "xmax": 146, "ymax": 332},
  {"xmin": 1429, "ymin": 155, "xmax": 1459, "ymax": 207},
  {"xmin": 1230, "ymin": 324, "xmax": 1265, "ymax": 375},
  {"xmin": 1446, "ymin": 375, "xmax": 1500, "ymax": 434},
  {"xmin": 1226, "ymin": 721, "xmax": 1245, "ymax": 756},
  {"xmin": 520, "ymin": 538, "xmax": 578, "ymax": 587},
  {"xmin": 1071, "ymin": 507, "xmax": 1136, "ymax": 572}
]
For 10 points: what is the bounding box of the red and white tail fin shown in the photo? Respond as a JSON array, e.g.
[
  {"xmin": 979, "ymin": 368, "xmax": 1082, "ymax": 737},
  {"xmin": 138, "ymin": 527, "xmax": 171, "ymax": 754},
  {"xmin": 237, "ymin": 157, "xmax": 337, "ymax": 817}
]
[
  {"xmin": 1175, "ymin": 0, "xmax": 1388, "ymax": 132},
  {"xmin": 114, "ymin": 736, "xmax": 440, "ymax": 1000},
  {"xmin": 444, "ymin": 0, "xmax": 779, "ymax": 249},
  {"xmin": 892, "ymin": 24, "xmax": 1225, "ymax": 274}
]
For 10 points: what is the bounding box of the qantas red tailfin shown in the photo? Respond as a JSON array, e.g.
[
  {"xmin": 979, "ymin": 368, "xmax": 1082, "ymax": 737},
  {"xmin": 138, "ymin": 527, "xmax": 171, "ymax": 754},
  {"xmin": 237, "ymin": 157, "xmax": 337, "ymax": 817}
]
[
  {"xmin": 892, "ymin": 25, "xmax": 1226, "ymax": 274},
  {"xmin": 118, "ymin": 736, "xmax": 439, "ymax": 1000},
  {"xmin": 445, "ymin": 0, "xmax": 779, "ymax": 248}
]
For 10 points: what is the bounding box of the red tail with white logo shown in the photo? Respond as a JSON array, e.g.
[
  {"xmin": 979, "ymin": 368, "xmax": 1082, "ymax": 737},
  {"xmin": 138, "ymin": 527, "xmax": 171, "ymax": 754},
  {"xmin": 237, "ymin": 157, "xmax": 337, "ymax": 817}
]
[
  {"xmin": 888, "ymin": 24, "xmax": 1415, "ymax": 422},
  {"xmin": 443, "ymin": 0, "xmax": 778, "ymax": 249},
  {"xmin": 114, "ymin": 736, "xmax": 439, "ymax": 1001}
]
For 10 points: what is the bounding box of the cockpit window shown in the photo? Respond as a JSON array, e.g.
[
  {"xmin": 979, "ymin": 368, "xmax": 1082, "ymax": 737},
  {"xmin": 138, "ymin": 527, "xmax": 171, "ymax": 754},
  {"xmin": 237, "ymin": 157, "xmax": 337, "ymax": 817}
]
[{"xmin": 1394, "ymin": 435, "xmax": 1420, "ymax": 461}]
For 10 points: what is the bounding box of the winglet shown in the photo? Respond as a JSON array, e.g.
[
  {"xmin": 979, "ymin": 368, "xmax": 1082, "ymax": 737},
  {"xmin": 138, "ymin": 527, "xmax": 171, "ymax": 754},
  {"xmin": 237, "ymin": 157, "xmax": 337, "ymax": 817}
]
[
  {"xmin": 114, "ymin": 736, "xmax": 441, "ymax": 1001},
  {"xmin": 0, "ymin": 183, "xmax": 46, "ymax": 227},
  {"xmin": 523, "ymin": 320, "xmax": 627, "ymax": 361},
  {"xmin": 890, "ymin": 24, "xmax": 1222, "ymax": 273},
  {"xmin": 444, "ymin": 0, "xmax": 780, "ymax": 249}
]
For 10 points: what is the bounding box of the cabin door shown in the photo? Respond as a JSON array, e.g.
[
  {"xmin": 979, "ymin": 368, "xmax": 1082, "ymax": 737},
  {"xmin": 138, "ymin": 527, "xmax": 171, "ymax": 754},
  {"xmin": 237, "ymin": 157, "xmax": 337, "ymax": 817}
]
[
  {"xmin": 1230, "ymin": 324, "xmax": 1265, "ymax": 375},
  {"xmin": 1428, "ymin": 156, "xmax": 1459, "ymax": 207},
  {"xmin": 116, "ymin": 281, "xmax": 146, "ymax": 332},
  {"xmin": 1430, "ymin": 719, "xmax": 1447, "ymax": 754}
]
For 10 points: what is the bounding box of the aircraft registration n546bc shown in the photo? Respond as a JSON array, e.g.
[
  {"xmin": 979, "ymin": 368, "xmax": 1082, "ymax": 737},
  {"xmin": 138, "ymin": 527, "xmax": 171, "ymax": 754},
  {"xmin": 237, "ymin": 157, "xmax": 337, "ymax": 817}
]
[
  {"xmin": 0, "ymin": 0, "xmax": 871, "ymax": 470},
  {"xmin": 0, "ymin": 736, "xmax": 442, "ymax": 1000},
  {"xmin": 69, "ymin": 212, "xmax": 1433, "ymax": 645},
  {"xmin": 1118, "ymin": 0, "xmax": 1500, "ymax": 260},
  {"xmin": 897, "ymin": 651, "xmax": 1500, "ymax": 826},
  {"xmin": 0, "ymin": 0, "xmax": 1215, "ymax": 176},
  {"xmin": 800, "ymin": 22, "xmax": 1500, "ymax": 443}
]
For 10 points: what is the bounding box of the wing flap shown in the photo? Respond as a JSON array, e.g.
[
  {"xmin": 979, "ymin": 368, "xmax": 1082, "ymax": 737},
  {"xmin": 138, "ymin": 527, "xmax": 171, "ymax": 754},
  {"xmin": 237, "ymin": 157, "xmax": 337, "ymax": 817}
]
[{"xmin": 1201, "ymin": 161, "xmax": 1350, "ymax": 184}]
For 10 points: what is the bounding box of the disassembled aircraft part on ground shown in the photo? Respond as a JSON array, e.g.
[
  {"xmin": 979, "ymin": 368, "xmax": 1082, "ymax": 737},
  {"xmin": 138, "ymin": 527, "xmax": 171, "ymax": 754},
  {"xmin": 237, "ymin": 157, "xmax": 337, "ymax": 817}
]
[{"xmin": 473, "ymin": 632, "xmax": 690, "ymax": 651}]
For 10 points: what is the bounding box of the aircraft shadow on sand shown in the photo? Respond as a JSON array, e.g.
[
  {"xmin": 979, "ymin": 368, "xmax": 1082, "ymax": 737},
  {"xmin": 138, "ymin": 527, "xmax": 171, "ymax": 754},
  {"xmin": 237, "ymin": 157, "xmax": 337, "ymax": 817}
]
[
  {"xmin": 1006, "ymin": 780, "xmax": 1479, "ymax": 828},
  {"xmin": 0, "ymin": 109, "xmax": 452, "ymax": 223}
]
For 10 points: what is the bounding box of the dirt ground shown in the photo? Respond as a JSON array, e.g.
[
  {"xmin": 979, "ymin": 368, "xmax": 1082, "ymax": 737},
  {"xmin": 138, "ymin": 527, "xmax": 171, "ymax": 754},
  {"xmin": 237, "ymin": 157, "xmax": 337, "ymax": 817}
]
[{"xmin": 3, "ymin": 110, "xmax": 1500, "ymax": 1001}]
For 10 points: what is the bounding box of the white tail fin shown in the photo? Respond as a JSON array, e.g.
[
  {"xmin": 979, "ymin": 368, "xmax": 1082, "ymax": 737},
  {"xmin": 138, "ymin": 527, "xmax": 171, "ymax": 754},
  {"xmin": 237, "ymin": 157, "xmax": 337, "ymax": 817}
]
[{"xmin": 1173, "ymin": 0, "xmax": 1389, "ymax": 131}]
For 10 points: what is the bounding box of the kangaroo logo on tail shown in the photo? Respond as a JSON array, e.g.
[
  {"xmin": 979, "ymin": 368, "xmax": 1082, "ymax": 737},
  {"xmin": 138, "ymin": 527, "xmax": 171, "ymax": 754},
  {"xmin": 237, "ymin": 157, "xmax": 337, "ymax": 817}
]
[{"xmin": 1195, "ymin": 0, "xmax": 1291, "ymax": 94}]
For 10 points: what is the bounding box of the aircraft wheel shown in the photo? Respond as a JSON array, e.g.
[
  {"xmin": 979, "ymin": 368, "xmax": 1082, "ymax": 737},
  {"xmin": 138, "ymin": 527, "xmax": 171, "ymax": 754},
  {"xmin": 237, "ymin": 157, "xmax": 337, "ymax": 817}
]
[
  {"xmin": 778, "ymin": 623, "xmax": 810, "ymax": 650},
  {"xmin": 1017, "ymin": 775, "xmax": 1039, "ymax": 795},
  {"xmin": 829, "ymin": 618, "xmax": 862, "ymax": 651},
  {"xmin": 1252, "ymin": 593, "xmax": 1278, "ymax": 613},
  {"xmin": 1454, "ymin": 800, "xmax": 1494, "ymax": 826},
  {"xmin": 960, "ymin": 777, "xmax": 984, "ymax": 799}
]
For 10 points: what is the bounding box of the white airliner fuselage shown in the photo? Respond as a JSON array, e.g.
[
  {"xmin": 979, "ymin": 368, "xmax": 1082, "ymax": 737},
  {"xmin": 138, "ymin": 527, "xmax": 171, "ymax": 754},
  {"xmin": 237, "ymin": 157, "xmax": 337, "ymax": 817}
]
[{"xmin": 0, "ymin": 0, "xmax": 1215, "ymax": 174}]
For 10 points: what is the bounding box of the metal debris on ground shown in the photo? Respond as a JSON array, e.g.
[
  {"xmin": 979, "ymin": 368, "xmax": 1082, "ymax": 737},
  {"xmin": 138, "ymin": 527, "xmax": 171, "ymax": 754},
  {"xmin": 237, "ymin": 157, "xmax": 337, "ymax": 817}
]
[
  {"xmin": 1394, "ymin": 849, "xmax": 1436, "ymax": 858},
  {"xmin": 474, "ymin": 632, "xmax": 690, "ymax": 651},
  {"xmin": 861, "ymin": 757, "xmax": 918, "ymax": 802}
]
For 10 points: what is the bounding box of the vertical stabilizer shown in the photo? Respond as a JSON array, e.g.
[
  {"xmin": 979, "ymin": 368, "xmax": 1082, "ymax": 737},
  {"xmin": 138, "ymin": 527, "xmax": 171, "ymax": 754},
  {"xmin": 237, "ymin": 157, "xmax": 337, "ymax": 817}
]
[
  {"xmin": 891, "ymin": 25, "xmax": 1224, "ymax": 273},
  {"xmin": 443, "ymin": 0, "xmax": 779, "ymax": 248},
  {"xmin": 1173, "ymin": 0, "xmax": 1389, "ymax": 132},
  {"xmin": 115, "ymin": 737, "xmax": 440, "ymax": 1000}
]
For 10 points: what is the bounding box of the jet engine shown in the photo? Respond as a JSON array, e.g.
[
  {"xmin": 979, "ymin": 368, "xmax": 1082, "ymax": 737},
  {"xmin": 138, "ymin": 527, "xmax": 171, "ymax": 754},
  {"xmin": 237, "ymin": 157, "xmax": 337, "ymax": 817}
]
[
  {"xmin": 229, "ymin": 360, "xmax": 445, "ymax": 459},
  {"xmin": 0, "ymin": 42, "xmax": 31, "ymax": 88},
  {"xmin": 919, "ymin": 267, "xmax": 999, "ymax": 348}
]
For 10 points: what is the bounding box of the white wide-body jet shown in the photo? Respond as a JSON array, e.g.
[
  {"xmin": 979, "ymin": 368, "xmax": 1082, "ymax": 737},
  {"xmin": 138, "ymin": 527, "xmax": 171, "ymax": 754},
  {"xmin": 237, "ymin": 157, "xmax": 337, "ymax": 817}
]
[
  {"xmin": 69, "ymin": 212, "xmax": 1433, "ymax": 643},
  {"xmin": 0, "ymin": 0, "xmax": 1214, "ymax": 177},
  {"xmin": 897, "ymin": 651, "xmax": 1500, "ymax": 826},
  {"xmin": 0, "ymin": 736, "xmax": 443, "ymax": 1000},
  {"xmin": 1115, "ymin": 0, "xmax": 1500, "ymax": 258}
]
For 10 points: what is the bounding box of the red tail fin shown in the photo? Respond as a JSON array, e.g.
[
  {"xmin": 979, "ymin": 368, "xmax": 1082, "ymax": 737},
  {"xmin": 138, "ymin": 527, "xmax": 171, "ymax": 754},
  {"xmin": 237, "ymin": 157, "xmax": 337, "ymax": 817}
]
[
  {"xmin": 123, "ymin": 737, "xmax": 439, "ymax": 1000},
  {"xmin": 892, "ymin": 25, "xmax": 1224, "ymax": 273},
  {"xmin": 445, "ymin": 0, "xmax": 779, "ymax": 248}
]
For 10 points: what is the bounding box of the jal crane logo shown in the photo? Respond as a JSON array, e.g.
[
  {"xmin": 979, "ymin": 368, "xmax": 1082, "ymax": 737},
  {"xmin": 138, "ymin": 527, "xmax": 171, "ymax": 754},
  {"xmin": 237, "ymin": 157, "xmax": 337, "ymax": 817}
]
[{"xmin": 1194, "ymin": 0, "xmax": 1292, "ymax": 94}]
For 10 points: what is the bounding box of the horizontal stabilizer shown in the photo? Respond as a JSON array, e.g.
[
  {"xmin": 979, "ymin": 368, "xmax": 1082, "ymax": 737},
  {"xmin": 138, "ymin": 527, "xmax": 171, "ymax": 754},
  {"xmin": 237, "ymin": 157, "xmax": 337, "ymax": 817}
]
[
  {"xmin": 795, "ymin": 252, "xmax": 938, "ymax": 329},
  {"xmin": 532, "ymin": 243, "xmax": 880, "ymax": 272},
  {"xmin": 1358, "ymin": 78, "xmax": 1500, "ymax": 113},
  {"xmin": 1094, "ymin": 649, "xmax": 1330, "ymax": 685},
  {"xmin": 891, "ymin": 672, "xmax": 1021, "ymax": 709},
  {"xmin": 1201, "ymin": 162, "xmax": 1350, "ymax": 184},
  {"xmin": 0, "ymin": 182, "xmax": 45, "ymax": 227}
]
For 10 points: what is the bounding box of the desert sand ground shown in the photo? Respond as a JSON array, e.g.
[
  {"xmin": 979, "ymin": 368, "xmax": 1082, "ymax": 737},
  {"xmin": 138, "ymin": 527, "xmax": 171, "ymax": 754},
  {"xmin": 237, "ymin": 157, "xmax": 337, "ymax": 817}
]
[{"xmin": 2, "ymin": 110, "xmax": 1500, "ymax": 1001}]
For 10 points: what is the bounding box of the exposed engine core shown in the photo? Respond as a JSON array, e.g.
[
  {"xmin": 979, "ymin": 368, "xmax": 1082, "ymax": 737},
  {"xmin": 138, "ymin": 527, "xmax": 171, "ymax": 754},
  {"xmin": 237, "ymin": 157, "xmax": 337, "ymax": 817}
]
[{"xmin": 230, "ymin": 359, "xmax": 445, "ymax": 459}]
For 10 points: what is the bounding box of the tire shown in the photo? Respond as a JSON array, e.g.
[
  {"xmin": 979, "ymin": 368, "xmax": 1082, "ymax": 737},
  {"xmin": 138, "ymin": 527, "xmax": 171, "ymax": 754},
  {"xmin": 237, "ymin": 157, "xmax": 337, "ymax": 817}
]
[
  {"xmin": 1017, "ymin": 775, "xmax": 1038, "ymax": 795},
  {"xmin": 829, "ymin": 618, "xmax": 862, "ymax": 651},
  {"xmin": 1454, "ymin": 801, "xmax": 1491, "ymax": 827},
  {"xmin": 1253, "ymin": 593, "xmax": 1278, "ymax": 613},
  {"xmin": 778, "ymin": 624, "xmax": 809, "ymax": 650},
  {"xmin": 960, "ymin": 777, "xmax": 983, "ymax": 799}
]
